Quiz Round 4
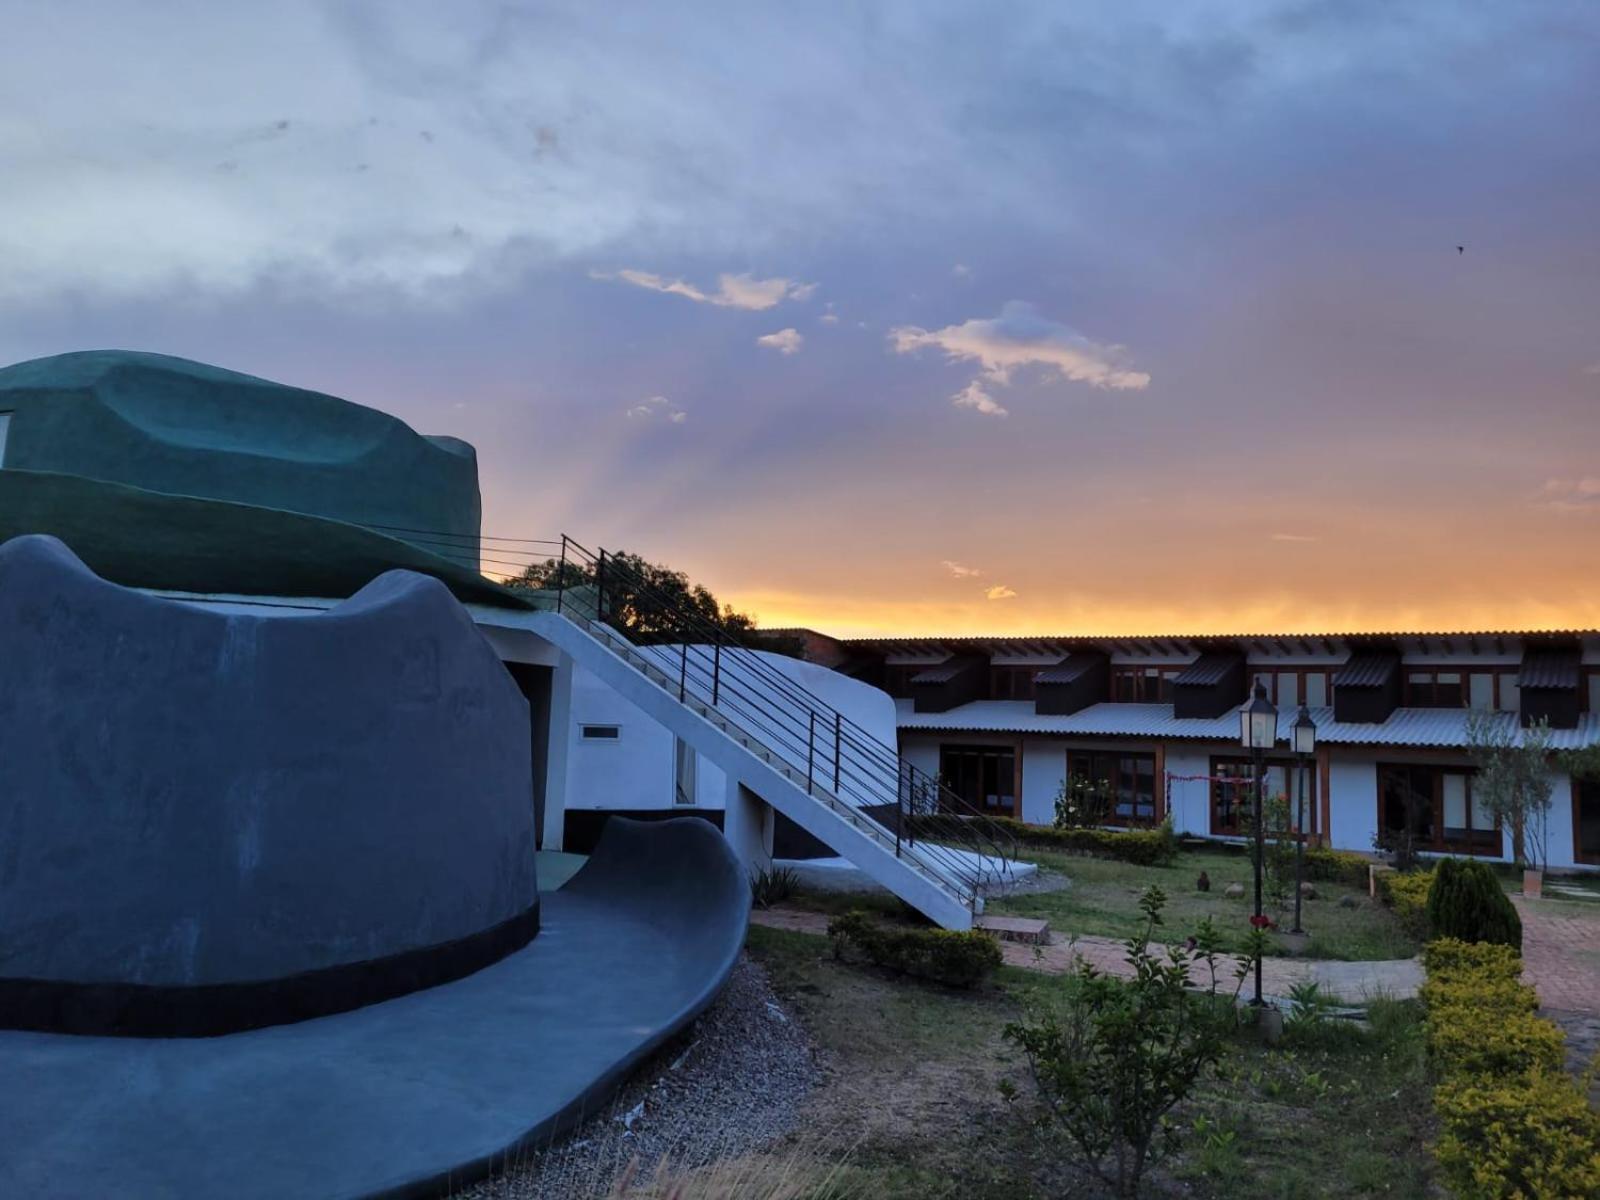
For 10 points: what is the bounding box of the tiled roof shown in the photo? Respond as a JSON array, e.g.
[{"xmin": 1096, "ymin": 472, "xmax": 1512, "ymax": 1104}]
[
  {"xmin": 1035, "ymin": 652, "xmax": 1103, "ymax": 685},
  {"xmin": 1333, "ymin": 650, "xmax": 1399, "ymax": 689},
  {"xmin": 1172, "ymin": 651, "xmax": 1241, "ymax": 687},
  {"xmin": 1520, "ymin": 647, "xmax": 1582, "ymax": 690},
  {"xmin": 894, "ymin": 699, "xmax": 1600, "ymax": 751}
]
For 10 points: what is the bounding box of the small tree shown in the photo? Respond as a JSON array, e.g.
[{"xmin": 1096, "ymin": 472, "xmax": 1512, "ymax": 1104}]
[
  {"xmin": 1465, "ymin": 709, "xmax": 1556, "ymax": 870},
  {"xmin": 1426, "ymin": 858, "xmax": 1522, "ymax": 950},
  {"xmin": 1002, "ymin": 887, "xmax": 1258, "ymax": 1198}
]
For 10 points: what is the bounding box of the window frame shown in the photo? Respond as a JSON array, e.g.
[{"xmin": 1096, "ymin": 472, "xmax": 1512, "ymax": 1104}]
[
  {"xmin": 939, "ymin": 742, "xmax": 1019, "ymax": 819},
  {"xmin": 1376, "ymin": 762, "xmax": 1500, "ymax": 856},
  {"xmin": 1065, "ymin": 748, "xmax": 1160, "ymax": 828},
  {"xmin": 1208, "ymin": 754, "xmax": 1317, "ymax": 839}
]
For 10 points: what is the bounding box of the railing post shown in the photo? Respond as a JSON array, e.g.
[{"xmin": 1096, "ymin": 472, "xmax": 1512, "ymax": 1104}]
[
  {"xmin": 555, "ymin": 535, "xmax": 567, "ymax": 614},
  {"xmin": 711, "ymin": 631, "xmax": 722, "ymax": 708},
  {"xmin": 679, "ymin": 640, "xmax": 688, "ymax": 702},
  {"xmin": 806, "ymin": 712, "xmax": 816, "ymax": 792},
  {"xmin": 595, "ymin": 549, "xmax": 607, "ymax": 626},
  {"xmin": 832, "ymin": 713, "xmax": 841, "ymax": 791}
]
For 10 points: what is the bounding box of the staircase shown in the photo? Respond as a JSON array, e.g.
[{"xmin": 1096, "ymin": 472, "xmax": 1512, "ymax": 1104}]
[{"xmin": 527, "ymin": 536, "xmax": 1020, "ymax": 931}]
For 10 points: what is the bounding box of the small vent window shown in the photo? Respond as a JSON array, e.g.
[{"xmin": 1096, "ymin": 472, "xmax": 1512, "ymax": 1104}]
[
  {"xmin": 581, "ymin": 724, "xmax": 621, "ymax": 741},
  {"xmin": 0, "ymin": 412, "xmax": 10, "ymax": 466}
]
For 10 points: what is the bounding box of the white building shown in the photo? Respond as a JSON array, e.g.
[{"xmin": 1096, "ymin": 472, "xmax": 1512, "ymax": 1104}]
[{"xmin": 770, "ymin": 630, "xmax": 1600, "ymax": 872}]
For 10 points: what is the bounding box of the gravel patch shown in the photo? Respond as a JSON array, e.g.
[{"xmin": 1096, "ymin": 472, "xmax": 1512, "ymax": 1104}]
[
  {"xmin": 454, "ymin": 952, "xmax": 820, "ymax": 1199},
  {"xmin": 987, "ymin": 867, "xmax": 1071, "ymax": 898}
]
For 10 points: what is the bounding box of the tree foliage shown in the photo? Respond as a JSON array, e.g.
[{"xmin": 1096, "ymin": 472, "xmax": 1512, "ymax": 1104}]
[
  {"xmin": 507, "ymin": 549, "xmax": 800, "ymax": 653},
  {"xmin": 1464, "ymin": 709, "xmax": 1555, "ymax": 869},
  {"xmin": 1002, "ymin": 887, "xmax": 1259, "ymax": 1198}
]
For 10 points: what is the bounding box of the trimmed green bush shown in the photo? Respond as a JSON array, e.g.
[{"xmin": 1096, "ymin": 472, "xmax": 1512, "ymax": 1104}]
[
  {"xmin": 1433, "ymin": 1070, "xmax": 1600, "ymax": 1200},
  {"xmin": 1421, "ymin": 936, "xmax": 1600, "ymax": 1199},
  {"xmin": 826, "ymin": 909, "xmax": 1002, "ymax": 988},
  {"xmin": 1375, "ymin": 868, "xmax": 1433, "ymax": 939},
  {"xmin": 1425, "ymin": 858, "xmax": 1521, "ymax": 951},
  {"xmin": 908, "ymin": 814, "xmax": 1179, "ymax": 866},
  {"xmin": 1300, "ymin": 846, "xmax": 1372, "ymax": 887}
]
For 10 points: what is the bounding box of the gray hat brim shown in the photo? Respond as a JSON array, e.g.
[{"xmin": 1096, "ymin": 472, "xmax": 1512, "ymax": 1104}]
[{"xmin": 0, "ymin": 817, "xmax": 749, "ymax": 1200}]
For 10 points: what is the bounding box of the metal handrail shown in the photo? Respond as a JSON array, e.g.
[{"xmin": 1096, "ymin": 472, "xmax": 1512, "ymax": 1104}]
[{"xmin": 544, "ymin": 535, "xmax": 1019, "ymax": 904}]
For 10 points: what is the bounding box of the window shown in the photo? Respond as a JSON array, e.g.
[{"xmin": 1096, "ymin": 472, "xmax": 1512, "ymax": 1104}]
[
  {"xmin": 1110, "ymin": 666, "xmax": 1180, "ymax": 703},
  {"xmin": 673, "ymin": 738, "xmax": 696, "ymax": 805},
  {"xmin": 1209, "ymin": 756, "xmax": 1316, "ymax": 838},
  {"xmin": 1588, "ymin": 671, "xmax": 1600, "ymax": 715},
  {"xmin": 1575, "ymin": 779, "xmax": 1600, "ymax": 866},
  {"xmin": 1259, "ymin": 669, "xmax": 1330, "ymax": 708},
  {"xmin": 940, "ymin": 744, "xmax": 1017, "ymax": 817},
  {"xmin": 1378, "ymin": 764, "xmax": 1497, "ymax": 855},
  {"xmin": 989, "ymin": 666, "xmax": 1037, "ymax": 701},
  {"xmin": 1405, "ymin": 671, "xmax": 1465, "ymax": 708},
  {"xmin": 1066, "ymin": 750, "xmax": 1158, "ymax": 826},
  {"xmin": 0, "ymin": 411, "xmax": 10, "ymax": 465},
  {"xmin": 580, "ymin": 724, "xmax": 621, "ymax": 740}
]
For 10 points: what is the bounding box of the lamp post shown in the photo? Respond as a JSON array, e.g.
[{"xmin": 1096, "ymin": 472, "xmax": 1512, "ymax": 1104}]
[
  {"xmin": 1291, "ymin": 704, "xmax": 1318, "ymax": 936},
  {"xmin": 1239, "ymin": 679, "xmax": 1277, "ymax": 1006}
]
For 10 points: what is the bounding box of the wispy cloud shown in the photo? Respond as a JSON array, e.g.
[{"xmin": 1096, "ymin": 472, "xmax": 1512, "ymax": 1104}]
[
  {"xmin": 1536, "ymin": 477, "xmax": 1600, "ymax": 511},
  {"xmin": 757, "ymin": 327, "xmax": 804, "ymax": 355},
  {"xmin": 985, "ymin": 584, "xmax": 1018, "ymax": 601},
  {"xmin": 941, "ymin": 560, "xmax": 980, "ymax": 578},
  {"xmin": 951, "ymin": 379, "xmax": 1008, "ymax": 417},
  {"xmin": 891, "ymin": 301, "xmax": 1149, "ymax": 391},
  {"xmin": 1271, "ymin": 532, "xmax": 1317, "ymax": 543},
  {"xmin": 593, "ymin": 269, "xmax": 815, "ymax": 311},
  {"xmin": 1583, "ymin": 363, "xmax": 1600, "ymax": 376},
  {"xmin": 625, "ymin": 395, "xmax": 687, "ymax": 424},
  {"xmin": 952, "ymin": 263, "xmax": 971, "ymax": 278}
]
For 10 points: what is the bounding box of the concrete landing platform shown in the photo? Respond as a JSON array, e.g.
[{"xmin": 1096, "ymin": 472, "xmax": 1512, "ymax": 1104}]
[
  {"xmin": 976, "ymin": 914, "xmax": 1051, "ymax": 944},
  {"xmin": 0, "ymin": 819, "xmax": 747, "ymax": 1200}
]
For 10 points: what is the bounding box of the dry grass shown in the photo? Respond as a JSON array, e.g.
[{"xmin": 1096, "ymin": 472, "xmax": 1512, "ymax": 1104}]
[{"xmin": 604, "ymin": 1148, "xmax": 855, "ymax": 1199}]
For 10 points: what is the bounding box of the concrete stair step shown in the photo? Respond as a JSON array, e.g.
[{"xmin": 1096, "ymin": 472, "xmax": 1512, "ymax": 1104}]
[{"xmin": 975, "ymin": 914, "xmax": 1050, "ymax": 944}]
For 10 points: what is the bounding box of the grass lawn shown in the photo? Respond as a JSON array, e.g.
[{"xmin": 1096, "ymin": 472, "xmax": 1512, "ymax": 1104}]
[
  {"xmin": 985, "ymin": 846, "xmax": 1419, "ymax": 961},
  {"xmin": 743, "ymin": 923, "xmax": 1436, "ymax": 1199}
]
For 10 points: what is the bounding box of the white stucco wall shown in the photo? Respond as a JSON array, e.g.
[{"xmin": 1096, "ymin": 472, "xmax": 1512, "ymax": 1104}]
[
  {"xmin": 1162, "ymin": 746, "xmax": 1214, "ymax": 837},
  {"xmin": 566, "ymin": 647, "xmax": 899, "ymax": 813},
  {"xmin": 1020, "ymin": 738, "xmax": 1065, "ymax": 825}
]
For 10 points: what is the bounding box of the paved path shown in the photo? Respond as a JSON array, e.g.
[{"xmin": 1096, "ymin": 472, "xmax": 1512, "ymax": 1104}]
[
  {"xmin": 1515, "ymin": 896, "xmax": 1600, "ymax": 1083},
  {"xmin": 750, "ymin": 907, "xmax": 1421, "ymax": 1003}
]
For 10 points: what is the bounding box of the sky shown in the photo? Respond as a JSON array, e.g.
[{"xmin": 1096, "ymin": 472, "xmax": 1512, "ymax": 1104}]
[{"xmin": 2, "ymin": 1, "xmax": 1598, "ymax": 638}]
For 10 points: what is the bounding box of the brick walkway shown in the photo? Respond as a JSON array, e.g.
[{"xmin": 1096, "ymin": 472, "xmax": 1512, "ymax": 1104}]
[
  {"xmin": 749, "ymin": 907, "xmax": 1421, "ymax": 1004},
  {"xmin": 1514, "ymin": 897, "xmax": 1600, "ymax": 1082}
]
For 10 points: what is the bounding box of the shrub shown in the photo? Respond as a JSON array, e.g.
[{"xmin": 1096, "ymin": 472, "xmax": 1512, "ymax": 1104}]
[
  {"xmin": 1300, "ymin": 846, "xmax": 1372, "ymax": 888},
  {"xmin": 1375, "ymin": 868, "xmax": 1433, "ymax": 939},
  {"xmin": 749, "ymin": 865, "xmax": 799, "ymax": 909},
  {"xmin": 1002, "ymin": 887, "xmax": 1256, "ymax": 1200},
  {"xmin": 826, "ymin": 910, "xmax": 1001, "ymax": 989},
  {"xmin": 1425, "ymin": 1007, "xmax": 1565, "ymax": 1078},
  {"xmin": 917, "ymin": 813, "xmax": 1180, "ymax": 866},
  {"xmin": 1433, "ymin": 1072, "xmax": 1600, "ymax": 1200},
  {"xmin": 1425, "ymin": 858, "xmax": 1521, "ymax": 951},
  {"xmin": 1421, "ymin": 935, "xmax": 1600, "ymax": 1199}
]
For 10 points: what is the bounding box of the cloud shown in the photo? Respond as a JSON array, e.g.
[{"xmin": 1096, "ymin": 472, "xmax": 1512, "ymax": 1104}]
[
  {"xmin": 941, "ymin": 560, "xmax": 980, "ymax": 578},
  {"xmin": 890, "ymin": 301, "xmax": 1150, "ymax": 391},
  {"xmin": 1584, "ymin": 363, "xmax": 1600, "ymax": 376},
  {"xmin": 1536, "ymin": 477, "xmax": 1600, "ymax": 512},
  {"xmin": 1270, "ymin": 532, "xmax": 1318, "ymax": 543},
  {"xmin": 950, "ymin": 379, "xmax": 1008, "ymax": 417},
  {"xmin": 985, "ymin": 585, "xmax": 1017, "ymax": 601},
  {"xmin": 952, "ymin": 263, "xmax": 971, "ymax": 277},
  {"xmin": 625, "ymin": 395, "xmax": 687, "ymax": 423},
  {"xmin": 757, "ymin": 327, "xmax": 804, "ymax": 355},
  {"xmin": 592, "ymin": 269, "xmax": 813, "ymax": 311},
  {"xmin": 818, "ymin": 313, "xmax": 839, "ymax": 325}
]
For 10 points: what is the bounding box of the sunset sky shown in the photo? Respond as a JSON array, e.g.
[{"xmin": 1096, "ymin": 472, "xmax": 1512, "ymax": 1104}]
[{"xmin": 3, "ymin": 3, "xmax": 1598, "ymax": 637}]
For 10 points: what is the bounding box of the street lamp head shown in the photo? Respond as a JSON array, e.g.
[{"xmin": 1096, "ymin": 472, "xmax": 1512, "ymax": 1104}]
[
  {"xmin": 1240, "ymin": 678, "xmax": 1278, "ymax": 750},
  {"xmin": 1293, "ymin": 703, "xmax": 1318, "ymax": 756}
]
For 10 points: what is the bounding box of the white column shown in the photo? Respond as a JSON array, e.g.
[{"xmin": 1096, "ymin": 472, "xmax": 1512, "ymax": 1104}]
[
  {"xmin": 722, "ymin": 777, "xmax": 774, "ymax": 876},
  {"xmin": 541, "ymin": 653, "xmax": 575, "ymax": 851}
]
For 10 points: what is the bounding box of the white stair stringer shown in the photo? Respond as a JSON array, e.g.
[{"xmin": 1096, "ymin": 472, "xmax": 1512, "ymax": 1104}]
[{"xmin": 527, "ymin": 611, "xmax": 978, "ymax": 930}]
